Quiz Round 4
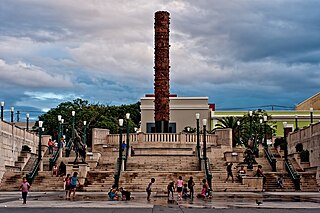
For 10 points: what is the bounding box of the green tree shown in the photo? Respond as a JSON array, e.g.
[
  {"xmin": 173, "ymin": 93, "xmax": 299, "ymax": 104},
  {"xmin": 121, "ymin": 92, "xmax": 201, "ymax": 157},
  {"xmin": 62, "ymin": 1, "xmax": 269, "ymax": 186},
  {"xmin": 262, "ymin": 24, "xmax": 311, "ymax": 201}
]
[
  {"xmin": 38, "ymin": 99, "xmax": 141, "ymax": 147},
  {"xmin": 215, "ymin": 116, "xmax": 239, "ymax": 147}
]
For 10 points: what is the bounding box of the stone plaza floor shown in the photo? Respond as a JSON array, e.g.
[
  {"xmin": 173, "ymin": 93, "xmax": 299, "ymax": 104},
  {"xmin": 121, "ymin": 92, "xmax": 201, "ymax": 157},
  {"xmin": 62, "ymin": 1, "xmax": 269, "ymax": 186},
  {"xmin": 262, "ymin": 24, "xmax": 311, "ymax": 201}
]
[{"xmin": 0, "ymin": 191, "xmax": 319, "ymax": 211}]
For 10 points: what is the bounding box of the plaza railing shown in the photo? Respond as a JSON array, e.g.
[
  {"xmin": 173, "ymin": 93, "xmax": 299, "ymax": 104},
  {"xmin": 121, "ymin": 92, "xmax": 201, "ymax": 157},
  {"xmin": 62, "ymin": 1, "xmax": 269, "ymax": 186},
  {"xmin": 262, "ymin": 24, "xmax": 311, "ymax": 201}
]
[
  {"xmin": 285, "ymin": 159, "xmax": 300, "ymax": 190},
  {"xmin": 26, "ymin": 158, "xmax": 41, "ymax": 185},
  {"xmin": 264, "ymin": 147, "xmax": 277, "ymax": 172}
]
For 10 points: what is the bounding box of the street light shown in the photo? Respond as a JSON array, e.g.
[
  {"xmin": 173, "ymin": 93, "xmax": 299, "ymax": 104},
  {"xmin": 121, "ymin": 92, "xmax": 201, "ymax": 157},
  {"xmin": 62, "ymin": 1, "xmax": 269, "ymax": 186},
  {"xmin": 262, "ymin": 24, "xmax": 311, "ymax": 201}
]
[
  {"xmin": 237, "ymin": 120, "xmax": 240, "ymax": 145},
  {"xmin": 263, "ymin": 115, "xmax": 267, "ymax": 148},
  {"xmin": 61, "ymin": 119, "xmax": 64, "ymax": 140},
  {"xmin": 202, "ymin": 119, "xmax": 207, "ymax": 160},
  {"xmin": 310, "ymin": 108, "xmax": 313, "ymax": 124},
  {"xmin": 125, "ymin": 113, "xmax": 130, "ymax": 162},
  {"xmin": 0, "ymin": 101, "xmax": 4, "ymax": 121},
  {"xmin": 72, "ymin": 111, "xmax": 75, "ymax": 144},
  {"xmin": 11, "ymin": 107, "xmax": 14, "ymax": 122},
  {"xmin": 249, "ymin": 110, "xmax": 253, "ymax": 139},
  {"xmin": 295, "ymin": 115, "xmax": 298, "ymax": 130},
  {"xmin": 26, "ymin": 113, "xmax": 29, "ymax": 131},
  {"xmin": 283, "ymin": 122, "xmax": 288, "ymax": 161},
  {"xmin": 38, "ymin": 121, "xmax": 43, "ymax": 162},
  {"xmin": 58, "ymin": 115, "xmax": 62, "ymax": 148},
  {"xmin": 83, "ymin": 121, "xmax": 87, "ymax": 146},
  {"xmin": 196, "ymin": 113, "xmax": 201, "ymax": 170}
]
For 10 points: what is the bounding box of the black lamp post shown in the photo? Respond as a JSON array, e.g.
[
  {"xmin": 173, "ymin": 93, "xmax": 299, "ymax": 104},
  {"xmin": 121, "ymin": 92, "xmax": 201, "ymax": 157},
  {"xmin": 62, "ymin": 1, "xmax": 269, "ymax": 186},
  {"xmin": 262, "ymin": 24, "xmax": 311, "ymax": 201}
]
[
  {"xmin": 58, "ymin": 115, "xmax": 62, "ymax": 148},
  {"xmin": 283, "ymin": 122, "xmax": 288, "ymax": 161},
  {"xmin": 310, "ymin": 108, "xmax": 313, "ymax": 124},
  {"xmin": 61, "ymin": 119, "xmax": 64, "ymax": 140},
  {"xmin": 72, "ymin": 111, "xmax": 75, "ymax": 143},
  {"xmin": 38, "ymin": 121, "xmax": 43, "ymax": 162},
  {"xmin": 26, "ymin": 113, "xmax": 29, "ymax": 131},
  {"xmin": 11, "ymin": 107, "xmax": 14, "ymax": 123},
  {"xmin": 202, "ymin": 119, "xmax": 207, "ymax": 160},
  {"xmin": 115, "ymin": 118, "xmax": 124, "ymax": 188},
  {"xmin": 249, "ymin": 110, "xmax": 253, "ymax": 139},
  {"xmin": 0, "ymin": 101, "xmax": 4, "ymax": 121},
  {"xmin": 196, "ymin": 113, "xmax": 201, "ymax": 170},
  {"xmin": 83, "ymin": 121, "xmax": 87, "ymax": 146},
  {"xmin": 263, "ymin": 115, "xmax": 267, "ymax": 148},
  {"xmin": 295, "ymin": 115, "xmax": 298, "ymax": 130},
  {"xmin": 237, "ymin": 120, "xmax": 240, "ymax": 145},
  {"xmin": 125, "ymin": 113, "xmax": 130, "ymax": 161}
]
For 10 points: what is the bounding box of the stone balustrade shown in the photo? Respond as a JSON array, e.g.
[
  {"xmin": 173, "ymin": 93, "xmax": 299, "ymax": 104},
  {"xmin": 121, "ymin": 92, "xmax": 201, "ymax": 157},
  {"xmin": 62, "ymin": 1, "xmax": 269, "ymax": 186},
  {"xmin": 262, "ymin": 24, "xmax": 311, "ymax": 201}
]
[{"xmin": 0, "ymin": 120, "xmax": 39, "ymax": 181}]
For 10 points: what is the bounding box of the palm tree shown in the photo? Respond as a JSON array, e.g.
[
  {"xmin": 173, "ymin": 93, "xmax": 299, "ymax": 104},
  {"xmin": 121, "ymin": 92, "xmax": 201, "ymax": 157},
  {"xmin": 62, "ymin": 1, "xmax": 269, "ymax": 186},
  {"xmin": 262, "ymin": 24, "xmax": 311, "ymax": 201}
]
[{"xmin": 215, "ymin": 116, "xmax": 240, "ymax": 147}]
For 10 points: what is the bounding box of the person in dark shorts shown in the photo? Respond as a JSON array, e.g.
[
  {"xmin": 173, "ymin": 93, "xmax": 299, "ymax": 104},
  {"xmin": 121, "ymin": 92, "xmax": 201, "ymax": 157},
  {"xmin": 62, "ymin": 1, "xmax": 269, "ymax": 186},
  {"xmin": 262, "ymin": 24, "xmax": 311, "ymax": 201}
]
[
  {"xmin": 64, "ymin": 174, "xmax": 71, "ymax": 199},
  {"xmin": 176, "ymin": 176, "xmax": 183, "ymax": 200},
  {"xmin": 119, "ymin": 187, "xmax": 131, "ymax": 200},
  {"xmin": 188, "ymin": 176, "xmax": 195, "ymax": 199},
  {"xmin": 225, "ymin": 162, "xmax": 234, "ymax": 182},
  {"xmin": 167, "ymin": 181, "xmax": 175, "ymax": 198},
  {"xmin": 70, "ymin": 172, "xmax": 80, "ymax": 198}
]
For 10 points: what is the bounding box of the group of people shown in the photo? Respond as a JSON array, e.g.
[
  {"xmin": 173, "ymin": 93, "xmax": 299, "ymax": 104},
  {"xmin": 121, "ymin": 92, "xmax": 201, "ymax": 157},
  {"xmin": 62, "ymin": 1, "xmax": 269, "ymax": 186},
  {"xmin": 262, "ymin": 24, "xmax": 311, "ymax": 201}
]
[
  {"xmin": 108, "ymin": 185, "xmax": 133, "ymax": 201},
  {"xmin": 48, "ymin": 138, "xmax": 65, "ymax": 155},
  {"xmin": 63, "ymin": 172, "xmax": 81, "ymax": 199},
  {"xmin": 225, "ymin": 163, "xmax": 284, "ymax": 189}
]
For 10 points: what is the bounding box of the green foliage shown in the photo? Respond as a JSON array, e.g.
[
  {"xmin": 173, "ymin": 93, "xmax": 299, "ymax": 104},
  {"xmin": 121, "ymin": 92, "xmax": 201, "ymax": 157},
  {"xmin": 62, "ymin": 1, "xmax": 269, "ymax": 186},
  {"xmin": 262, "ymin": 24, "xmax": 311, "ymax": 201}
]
[
  {"xmin": 214, "ymin": 110, "xmax": 276, "ymax": 148},
  {"xmin": 38, "ymin": 99, "xmax": 141, "ymax": 147}
]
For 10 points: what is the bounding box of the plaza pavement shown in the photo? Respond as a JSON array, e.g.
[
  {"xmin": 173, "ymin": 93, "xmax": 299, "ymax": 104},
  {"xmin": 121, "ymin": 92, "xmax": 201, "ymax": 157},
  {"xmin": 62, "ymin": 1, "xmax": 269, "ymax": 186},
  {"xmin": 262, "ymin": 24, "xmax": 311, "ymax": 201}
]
[{"xmin": 0, "ymin": 191, "xmax": 319, "ymax": 211}]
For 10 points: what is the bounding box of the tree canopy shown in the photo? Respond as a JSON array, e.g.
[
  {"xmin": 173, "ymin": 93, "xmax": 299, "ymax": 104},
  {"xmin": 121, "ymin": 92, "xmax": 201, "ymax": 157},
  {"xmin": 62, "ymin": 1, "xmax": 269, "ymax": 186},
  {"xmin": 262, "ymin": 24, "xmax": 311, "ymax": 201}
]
[{"xmin": 38, "ymin": 99, "xmax": 141, "ymax": 147}]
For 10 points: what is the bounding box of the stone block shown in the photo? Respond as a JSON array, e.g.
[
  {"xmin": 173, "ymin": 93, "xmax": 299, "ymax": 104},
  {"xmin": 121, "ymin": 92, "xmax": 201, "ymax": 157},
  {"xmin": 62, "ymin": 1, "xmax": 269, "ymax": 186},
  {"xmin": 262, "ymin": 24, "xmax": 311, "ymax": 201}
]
[{"xmin": 242, "ymin": 176, "xmax": 263, "ymax": 191}]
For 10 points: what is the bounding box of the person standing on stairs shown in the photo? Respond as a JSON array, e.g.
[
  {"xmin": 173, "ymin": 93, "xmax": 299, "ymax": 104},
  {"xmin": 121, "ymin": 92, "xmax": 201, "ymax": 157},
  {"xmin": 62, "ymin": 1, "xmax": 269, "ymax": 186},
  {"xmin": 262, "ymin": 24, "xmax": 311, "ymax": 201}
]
[
  {"xmin": 167, "ymin": 181, "xmax": 175, "ymax": 199},
  {"xmin": 225, "ymin": 162, "xmax": 234, "ymax": 183},
  {"xmin": 176, "ymin": 176, "xmax": 184, "ymax": 200},
  {"xmin": 188, "ymin": 176, "xmax": 195, "ymax": 199}
]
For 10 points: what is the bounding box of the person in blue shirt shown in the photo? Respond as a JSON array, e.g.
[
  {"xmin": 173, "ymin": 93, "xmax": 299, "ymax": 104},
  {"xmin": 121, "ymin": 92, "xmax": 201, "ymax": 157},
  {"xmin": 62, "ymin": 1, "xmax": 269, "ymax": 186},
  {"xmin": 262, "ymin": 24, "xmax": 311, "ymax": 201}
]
[
  {"xmin": 70, "ymin": 172, "xmax": 80, "ymax": 198},
  {"xmin": 122, "ymin": 141, "xmax": 127, "ymax": 151}
]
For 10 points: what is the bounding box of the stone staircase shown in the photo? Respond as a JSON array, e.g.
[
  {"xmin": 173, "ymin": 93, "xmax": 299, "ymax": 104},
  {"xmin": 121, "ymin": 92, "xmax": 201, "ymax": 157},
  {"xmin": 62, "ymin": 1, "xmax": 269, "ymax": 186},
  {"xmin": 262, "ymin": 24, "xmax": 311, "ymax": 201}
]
[
  {"xmin": 31, "ymin": 171, "xmax": 64, "ymax": 191},
  {"xmin": 0, "ymin": 171, "xmax": 27, "ymax": 191}
]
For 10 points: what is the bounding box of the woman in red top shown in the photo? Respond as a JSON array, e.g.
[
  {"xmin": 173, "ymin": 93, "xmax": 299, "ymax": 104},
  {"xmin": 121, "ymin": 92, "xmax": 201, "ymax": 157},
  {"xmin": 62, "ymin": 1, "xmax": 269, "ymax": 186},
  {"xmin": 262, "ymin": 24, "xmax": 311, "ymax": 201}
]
[{"xmin": 64, "ymin": 174, "xmax": 71, "ymax": 199}]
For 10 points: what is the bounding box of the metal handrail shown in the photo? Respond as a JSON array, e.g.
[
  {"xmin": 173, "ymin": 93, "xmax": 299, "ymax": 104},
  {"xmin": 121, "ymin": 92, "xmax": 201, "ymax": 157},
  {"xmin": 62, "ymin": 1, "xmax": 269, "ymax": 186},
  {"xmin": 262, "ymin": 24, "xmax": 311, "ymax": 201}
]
[
  {"xmin": 285, "ymin": 159, "xmax": 300, "ymax": 190},
  {"xmin": 196, "ymin": 146, "xmax": 201, "ymax": 170},
  {"xmin": 113, "ymin": 157, "xmax": 122, "ymax": 188},
  {"xmin": 49, "ymin": 149, "xmax": 59, "ymax": 171},
  {"xmin": 264, "ymin": 147, "xmax": 277, "ymax": 172},
  {"xmin": 203, "ymin": 158, "xmax": 212, "ymax": 190},
  {"xmin": 26, "ymin": 159, "xmax": 40, "ymax": 185}
]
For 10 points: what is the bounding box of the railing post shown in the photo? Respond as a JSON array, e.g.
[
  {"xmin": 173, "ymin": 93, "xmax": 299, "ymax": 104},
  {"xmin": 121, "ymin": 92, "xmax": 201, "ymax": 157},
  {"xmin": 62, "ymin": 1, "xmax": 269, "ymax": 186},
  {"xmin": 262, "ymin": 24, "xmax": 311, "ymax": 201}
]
[{"xmin": 272, "ymin": 158, "xmax": 277, "ymax": 172}]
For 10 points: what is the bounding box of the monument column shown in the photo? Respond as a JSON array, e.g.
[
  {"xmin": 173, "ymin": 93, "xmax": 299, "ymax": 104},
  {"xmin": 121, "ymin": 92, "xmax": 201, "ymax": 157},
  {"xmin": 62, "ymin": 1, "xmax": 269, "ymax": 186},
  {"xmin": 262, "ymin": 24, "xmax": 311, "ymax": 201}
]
[{"xmin": 154, "ymin": 11, "xmax": 170, "ymax": 133}]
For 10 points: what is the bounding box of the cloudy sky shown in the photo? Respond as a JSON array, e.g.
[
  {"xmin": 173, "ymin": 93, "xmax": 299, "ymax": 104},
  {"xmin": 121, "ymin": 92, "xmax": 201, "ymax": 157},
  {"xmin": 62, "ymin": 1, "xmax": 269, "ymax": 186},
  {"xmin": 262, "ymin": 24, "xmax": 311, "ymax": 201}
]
[{"xmin": 1, "ymin": 0, "xmax": 320, "ymax": 121}]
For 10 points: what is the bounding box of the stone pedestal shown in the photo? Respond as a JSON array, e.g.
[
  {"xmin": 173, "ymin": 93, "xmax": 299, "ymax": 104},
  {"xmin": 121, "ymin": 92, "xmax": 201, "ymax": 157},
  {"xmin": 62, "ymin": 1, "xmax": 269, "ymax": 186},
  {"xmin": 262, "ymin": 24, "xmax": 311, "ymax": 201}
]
[
  {"xmin": 66, "ymin": 163, "xmax": 90, "ymax": 185},
  {"xmin": 242, "ymin": 176, "xmax": 263, "ymax": 191}
]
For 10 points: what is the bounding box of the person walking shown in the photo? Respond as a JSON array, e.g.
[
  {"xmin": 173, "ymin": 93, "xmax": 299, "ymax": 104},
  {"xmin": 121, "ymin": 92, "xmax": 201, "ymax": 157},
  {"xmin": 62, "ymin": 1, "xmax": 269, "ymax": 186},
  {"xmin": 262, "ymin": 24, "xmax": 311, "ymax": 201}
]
[
  {"xmin": 70, "ymin": 172, "xmax": 80, "ymax": 198},
  {"xmin": 255, "ymin": 165, "xmax": 266, "ymax": 188},
  {"xmin": 64, "ymin": 174, "xmax": 71, "ymax": 199},
  {"xmin": 146, "ymin": 178, "xmax": 155, "ymax": 201},
  {"xmin": 188, "ymin": 176, "xmax": 195, "ymax": 199},
  {"xmin": 167, "ymin": 181, "xmax": 175, "ymax": 199},
  {"xmin": 225, "ymin": 162, "xmax": 234, "ymax": 183},
  {"xmin": 19, "ymin": 177, "xmax": 30, "ymax": 204},
  {"xmin": 176, "ymin": 176, "xmax": 183, "ymax": 200}
]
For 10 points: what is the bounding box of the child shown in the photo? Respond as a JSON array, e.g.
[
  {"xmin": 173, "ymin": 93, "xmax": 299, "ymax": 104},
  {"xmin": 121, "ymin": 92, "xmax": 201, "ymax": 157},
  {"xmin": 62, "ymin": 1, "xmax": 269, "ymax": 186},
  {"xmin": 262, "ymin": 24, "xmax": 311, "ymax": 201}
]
[
  {"xmin": 197, "ymin": 179, "xmax": 208, "ymax": 199},
  {"xmin": 19, "ymin": 177, "xmax": 30, "ymax": 204},
  {"xmin": 119, "ymin": 187, "xmax": 131, "ymax": 200},
  {"xmin": 277, "ymin": 175, "xmax": 283, "ymax": 189},
  {"xmin": 146, "ymin": 178, "xmax": 155, "ymax": 201},
  {"xmin": 176, "ymin": 176, "xmax": 183, "ymax": 200},
  {"xmin": 182, "ymin": 183, "xmax": 189, "ymax": 199},
  {"xmin": 64, "ymin": 174, "xmax": 71, "ymax": 199},
  {"xmin": 188, "ymin": 176, "xmax": 195, "ymax": 199},
  {"xmin": 108, "ymin": 185, "xmax": 118, "ymax": 200},
  {"xmin": 70, "ymin": 172, "xmax": 80, "ymax": 198},
  {"xmin": 167, "ymin": 181, "xmax": 175, "ymax": 198}
]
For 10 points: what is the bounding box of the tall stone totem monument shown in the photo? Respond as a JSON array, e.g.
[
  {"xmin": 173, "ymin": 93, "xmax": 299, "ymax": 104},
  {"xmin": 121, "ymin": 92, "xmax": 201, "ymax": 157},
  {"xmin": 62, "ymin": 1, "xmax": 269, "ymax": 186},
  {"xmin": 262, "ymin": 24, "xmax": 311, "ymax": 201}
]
[{"xmin": 154, "ymin": 11, "xmax": 170, "ymax": 133}]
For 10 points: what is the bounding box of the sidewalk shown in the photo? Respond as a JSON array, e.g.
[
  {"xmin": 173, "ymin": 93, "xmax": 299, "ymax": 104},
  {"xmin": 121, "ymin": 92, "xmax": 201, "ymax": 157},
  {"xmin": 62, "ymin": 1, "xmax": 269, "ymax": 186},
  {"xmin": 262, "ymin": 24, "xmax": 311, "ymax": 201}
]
[{"xmin": 0, "ymin": 191, "xmax": 319, "ymax": 209}]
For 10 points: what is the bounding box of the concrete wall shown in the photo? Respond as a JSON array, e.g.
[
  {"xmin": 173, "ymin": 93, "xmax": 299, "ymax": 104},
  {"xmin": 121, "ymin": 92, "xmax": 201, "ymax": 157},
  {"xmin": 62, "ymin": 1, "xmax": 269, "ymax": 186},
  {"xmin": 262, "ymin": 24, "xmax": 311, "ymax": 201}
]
[
  {"xmin": 0, "ymin": 120, "xmax": 39, "ymax": 181},
  {"xmin": 140, "ymin": 97, "xmax": 211, "ymax": 133},
  {"xmin": 288, "ymin": 122, "xmax": 320, "ymax": 168}
]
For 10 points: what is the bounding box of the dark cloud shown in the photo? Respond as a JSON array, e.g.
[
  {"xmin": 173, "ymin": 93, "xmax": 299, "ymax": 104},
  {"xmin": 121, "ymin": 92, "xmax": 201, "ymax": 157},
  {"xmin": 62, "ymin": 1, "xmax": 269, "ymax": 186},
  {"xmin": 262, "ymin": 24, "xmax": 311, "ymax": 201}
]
[{"xmin": 1, "ymin": 0, "xmax": 320, "ymax": 113}]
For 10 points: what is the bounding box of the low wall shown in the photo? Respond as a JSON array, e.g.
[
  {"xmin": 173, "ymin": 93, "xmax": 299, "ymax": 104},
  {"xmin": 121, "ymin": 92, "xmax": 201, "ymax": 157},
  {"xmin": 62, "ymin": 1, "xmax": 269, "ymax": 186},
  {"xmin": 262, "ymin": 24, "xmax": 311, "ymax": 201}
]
[
  {"xmin": 288, "ymin": 122, "xmax": 320, "ymax": 168},
  {"xmin": 0, "ymin": 121, "xmax": 39, "ymax": 181}
]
